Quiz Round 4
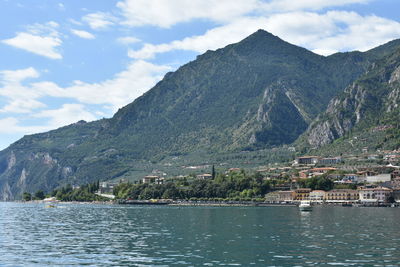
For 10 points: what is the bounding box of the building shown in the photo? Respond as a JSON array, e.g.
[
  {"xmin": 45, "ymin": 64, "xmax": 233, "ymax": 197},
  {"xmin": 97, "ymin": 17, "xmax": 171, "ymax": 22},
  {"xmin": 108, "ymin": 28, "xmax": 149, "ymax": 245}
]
[
  {"xmin": 309, "ymin": 190, "xmax": 326, "ymax": 201},
  {"xmin": 197, "ymin": 173, "xmax": 213, "ymax": 179},
  {"xmin": 294, "ymin": 156, "xmax": 320, "ymax": 165},
  {"xmin": 384, "ymin": 153, "xmax": 400, "ymax": 163},
  {"xmin": 364, "ymin": 174, "xmax": 391, "ymax": 183},
  {"xmin": 391, "ymin": 170, "xmax": 400, "ymax": 179},
  {"xmin": 277, "ymin": 191, "xmax": 295, "ymax": 202},
  {"xmin": 358, "ymin": 187, "xmax": 392, "ymax": 203},
  {"xmin": 295, "ymin": 188, "xmax": 311, "ymax": 200},
  {"xmin": 98, "ymin": 182, "xmax": 117, "ymax": 194},
  {"xmin": 309, "ymin": 167, "xmax": 337, "ymax": 177},
  {"xmin": 325, "ymin": 189, "xmax": 359, "ymax": 202},
  {"xmin": 142, "ymin": 175, "xmax": 165, "ymax": 184},
  {"xmin": 264, "ymin": 192, "xmax": 279, "ymax": 202},
  {"xmin": 318, "ymin": 157, "xmax": 342, "ymax": 165},
  {"xmin": 336, "ymin": 173, "xmax": 360, "ymax": 184},
  {"xmin": 299, "ymin": 170, "xmax": 309, "ymax": 179}
]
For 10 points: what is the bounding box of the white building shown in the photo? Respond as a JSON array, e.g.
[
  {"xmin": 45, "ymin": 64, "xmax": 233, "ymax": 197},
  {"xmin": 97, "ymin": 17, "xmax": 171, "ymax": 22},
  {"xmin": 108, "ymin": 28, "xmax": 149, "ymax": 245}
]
[
  {"xmin": 196, "ymin": 174, "xmax": 213, "ymax": 179},
  {"xmin": 359, "ymin": 187, "xmax": 392, "ymax": 203},
  {"xmin": 364, "ymin": 174, "xmax": 391, "ymax": 183}
]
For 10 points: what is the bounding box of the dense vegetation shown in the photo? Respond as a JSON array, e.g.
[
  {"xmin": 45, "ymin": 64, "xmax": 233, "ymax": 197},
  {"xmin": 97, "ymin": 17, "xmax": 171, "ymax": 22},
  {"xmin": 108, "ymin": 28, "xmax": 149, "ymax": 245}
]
[
  {"xmin": 23, "ymin": 181, "xmax": 108, "ymax": 202},
  {"xmin": 49, "ymin": 181, "xmax": 109, "ymax": 202},
  {"xmin": 114, "ymin": 171, "xmax": 272, "ymax": 201}
]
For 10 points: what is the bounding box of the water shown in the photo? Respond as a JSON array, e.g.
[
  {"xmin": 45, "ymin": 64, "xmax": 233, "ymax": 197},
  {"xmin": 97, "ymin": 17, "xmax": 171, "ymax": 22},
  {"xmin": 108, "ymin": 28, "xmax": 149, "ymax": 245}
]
[{"xmin": 1, "ymin": 203, "xmax": 400, "ymax": 266}]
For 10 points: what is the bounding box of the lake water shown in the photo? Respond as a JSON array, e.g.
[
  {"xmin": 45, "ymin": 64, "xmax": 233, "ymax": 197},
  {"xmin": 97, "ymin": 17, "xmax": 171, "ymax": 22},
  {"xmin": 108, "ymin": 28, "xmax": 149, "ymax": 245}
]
[{"xmin": 0, "ymin": 203, "xmax": 399, "ymax": 266}]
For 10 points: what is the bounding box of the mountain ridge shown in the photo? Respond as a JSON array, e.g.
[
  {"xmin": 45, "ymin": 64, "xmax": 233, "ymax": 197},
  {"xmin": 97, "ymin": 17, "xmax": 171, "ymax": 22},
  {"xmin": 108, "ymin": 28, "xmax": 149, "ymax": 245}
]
[{"xmin": 1, "ymin": 30, "xmax": 399, "ymax": 200}]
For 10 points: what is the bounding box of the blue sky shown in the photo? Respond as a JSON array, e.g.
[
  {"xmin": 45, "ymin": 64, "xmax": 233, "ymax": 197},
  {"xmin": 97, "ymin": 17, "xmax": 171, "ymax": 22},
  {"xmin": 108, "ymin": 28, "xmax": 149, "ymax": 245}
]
[{"xmin": 0, "ymin": 0, "xmax": 400, "ymax": 150}]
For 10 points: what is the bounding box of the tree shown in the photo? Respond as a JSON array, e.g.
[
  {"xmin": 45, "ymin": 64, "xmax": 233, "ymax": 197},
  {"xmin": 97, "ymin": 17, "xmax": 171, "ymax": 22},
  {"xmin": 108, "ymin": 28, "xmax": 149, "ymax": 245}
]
[
  {"xmin": 211, "ymin": 165, "xmax": 216, "ymax": 179},
  {"xmin": 34, "ymin": 190, "xmax": 45, "ymax": 200},
  {"xmin": 22, "ymin": 192, "xmax": 32, "ymax": 201}
]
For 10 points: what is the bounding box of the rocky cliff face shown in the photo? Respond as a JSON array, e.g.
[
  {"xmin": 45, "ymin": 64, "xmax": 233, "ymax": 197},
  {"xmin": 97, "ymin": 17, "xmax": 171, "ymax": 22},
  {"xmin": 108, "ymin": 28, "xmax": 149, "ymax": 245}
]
[{"xmin": 304, "ymin": 49, "xmax": 400, "ymax": 148}]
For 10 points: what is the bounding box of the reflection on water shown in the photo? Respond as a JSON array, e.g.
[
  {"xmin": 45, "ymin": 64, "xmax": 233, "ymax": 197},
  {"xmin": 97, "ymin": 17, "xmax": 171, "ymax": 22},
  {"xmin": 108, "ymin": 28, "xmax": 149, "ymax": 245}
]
[{"xmin": 0, "ymin": 203, "xmax": 400, "ymax": 266}]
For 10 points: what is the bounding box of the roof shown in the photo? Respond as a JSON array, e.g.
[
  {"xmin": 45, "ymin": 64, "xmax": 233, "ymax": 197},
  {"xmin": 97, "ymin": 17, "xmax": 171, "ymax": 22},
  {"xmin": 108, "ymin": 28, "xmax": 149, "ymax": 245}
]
[
  {"xmin": 295, "ymin": 188, "xmax": 311, "ymax": 192},
  {"xmin": 359, "ymin": 187, "xmax": 392, "ymax": 191},
  {"xmin": 327, "ymin": 189, "xmax": 358, "ymax": 193},
  {"xmin": 310, "ymin": 167, "xmax": 337, "ymax": 171}
]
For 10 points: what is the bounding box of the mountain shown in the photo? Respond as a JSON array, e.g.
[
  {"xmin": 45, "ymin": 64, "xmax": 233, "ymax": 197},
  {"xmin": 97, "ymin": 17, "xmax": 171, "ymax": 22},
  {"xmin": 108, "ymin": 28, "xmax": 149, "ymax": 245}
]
[
  {"xmin": 0, "ymin": 30, "xmax": 398, "ymax": 200},
  {"xmin": 301, "ymin": 46, "xmax": 400, "ymax": 152}
]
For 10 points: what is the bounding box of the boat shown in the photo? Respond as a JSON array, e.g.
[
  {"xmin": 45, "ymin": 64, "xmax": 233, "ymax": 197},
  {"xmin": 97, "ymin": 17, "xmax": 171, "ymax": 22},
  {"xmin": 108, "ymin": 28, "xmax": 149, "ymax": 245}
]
[
  {"xmin": 299, "ymin": 200, "xmax": 312, "ymax": 211},
  {"xmin": 43, "ymin": 197, "xmax": 58, "ymax": 208}
]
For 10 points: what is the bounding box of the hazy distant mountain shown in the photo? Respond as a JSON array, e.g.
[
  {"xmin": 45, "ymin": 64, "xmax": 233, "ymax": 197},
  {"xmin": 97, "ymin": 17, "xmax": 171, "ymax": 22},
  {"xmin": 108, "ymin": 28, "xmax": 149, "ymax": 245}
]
[{"xmin": 1, "ymin": 30, "xmax": 399, "ymax": 200}]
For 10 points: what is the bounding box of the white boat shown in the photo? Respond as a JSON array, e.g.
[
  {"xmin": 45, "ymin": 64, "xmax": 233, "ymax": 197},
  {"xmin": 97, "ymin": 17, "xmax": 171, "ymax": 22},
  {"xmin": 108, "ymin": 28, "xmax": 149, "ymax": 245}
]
[{"xmin": 299, "ymin": 200, "xmax": 312, "ymax": 211}]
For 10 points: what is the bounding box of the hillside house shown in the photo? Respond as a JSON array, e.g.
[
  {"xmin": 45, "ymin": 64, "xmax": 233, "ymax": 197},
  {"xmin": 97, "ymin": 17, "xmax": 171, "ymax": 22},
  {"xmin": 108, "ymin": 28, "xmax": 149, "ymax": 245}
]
[
  {"xmin": 318, "ymin": 157, "xmax": 342, "ymax": 165},
  {"xmin": 309, "ymin": 167, "xmax": 337, "ymax": 177},
  {"xmin": 197, "ymin": 173, "xmax": 213, "ymax": 180},
  {"xmin": 142, "ymin": 175, "xmax": 165, "ymax": 184},
  {"xmin": 98, "ymin": 182, "xmax": 117, "ymax": 194},
  {"xmin": 294, "ymin": 156, "xmax": 320, "ymax": 165}
]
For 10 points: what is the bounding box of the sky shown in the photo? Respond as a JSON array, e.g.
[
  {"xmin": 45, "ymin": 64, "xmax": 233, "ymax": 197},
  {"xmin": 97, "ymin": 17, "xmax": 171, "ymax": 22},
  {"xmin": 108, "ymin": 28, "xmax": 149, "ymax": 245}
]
[{"xmin": 0, "ymin": 0, "xmax": 400, "ymax": 150}]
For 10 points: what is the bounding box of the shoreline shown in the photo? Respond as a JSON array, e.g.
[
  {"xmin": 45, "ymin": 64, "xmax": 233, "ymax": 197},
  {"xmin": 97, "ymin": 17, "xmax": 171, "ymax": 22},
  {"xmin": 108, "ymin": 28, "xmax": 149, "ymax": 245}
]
[{"xmin": 9, "ymin": 200, "xmax": 399, "ymax": 208}]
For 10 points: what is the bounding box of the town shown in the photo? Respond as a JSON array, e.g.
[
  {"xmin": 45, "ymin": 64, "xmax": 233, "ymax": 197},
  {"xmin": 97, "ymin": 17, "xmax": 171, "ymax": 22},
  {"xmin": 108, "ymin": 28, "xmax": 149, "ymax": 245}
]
[{"xmin": 90, "ymin": 148, "xmax": 400, "ymax": 207}]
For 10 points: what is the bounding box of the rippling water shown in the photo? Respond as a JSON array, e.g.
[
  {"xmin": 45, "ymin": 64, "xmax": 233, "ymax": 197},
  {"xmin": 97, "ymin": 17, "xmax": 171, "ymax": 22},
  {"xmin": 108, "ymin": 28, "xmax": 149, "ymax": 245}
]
[{"xmin": 1, "ymin": 202, "xmax": 400, "ymax": 266}]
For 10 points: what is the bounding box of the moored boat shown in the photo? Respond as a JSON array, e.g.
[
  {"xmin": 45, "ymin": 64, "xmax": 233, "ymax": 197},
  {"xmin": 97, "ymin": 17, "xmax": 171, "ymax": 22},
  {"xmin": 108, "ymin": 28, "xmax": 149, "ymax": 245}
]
[{"xmin": 299, "ymin": 200, "xmax": 312, "ymax": 211}]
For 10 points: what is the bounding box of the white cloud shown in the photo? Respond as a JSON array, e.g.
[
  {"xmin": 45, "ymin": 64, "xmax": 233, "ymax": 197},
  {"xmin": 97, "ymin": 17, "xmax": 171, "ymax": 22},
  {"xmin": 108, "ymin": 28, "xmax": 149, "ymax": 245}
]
[
  {"xmin": 117, "ymin": 0, "xmax": 260, "ymax": 28},
  {"xmin": 0, "ymin": 117, "xmax": 51, "ymax": 134},
  {"xmin": 266, "ymin": 11, "xmax": 400, "ymax": 55},
  {"xmin": 2, "ymin": 22, "xmax": 62, "ymax": 59},
  {"xmin": 128, "ymin": 11, "xmax": 400, "ymax": 59},
  {"xmin": 31, "ymin": 60, "xmax": 171, "ymax": 112},
  {"xmin": 58, "ymin": 3, "xmax": 65, "ymax": 10},
  {"xmin": 128, "ymin": 17, "xmax": 268, "ymax": 59},
  {"xmin": 69, "ymin": 18, "xmax": 83, "ymax": 26},
  {"xmin": 261, "ymin": 0, "xmax": 371, "ymax": 12},
  {"xmin": 0, "ymin": 68, "xmax": 45, "ymax": 114},
  {"xmin": 33, "ymin": 104, "xmax": 97, "ymax": 127},
  {"xmin": 0, "ymin": 104, "xmax": 96, "ymax": 135},
  {"xmin": 71, "ymin": 29, "xmax": 95, "ymax": 39},
  {"xmin": 116, "ymin": 0, "xmax": 370, "ymax": 28},
  {"xmin": 0, "ymin": 60, "xmax": 171, "ymax": 118},
  {"xmin": 0, "ymin": 67, "xmax": 39, "ymax": 84},
  {"xmin": 3, "ymin": 33, "xmax": 62, "ymax": 59},
  {"xmin": 83, "ymin": 12, "xmax": 116, "ymax": 30},
  {"xmin": 0, "ymin": 99, "xmax": 46, "ymax": 114},
  {"xmin": 117, "ymin": 36, "xmax": 141, "ymax": 45}
]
